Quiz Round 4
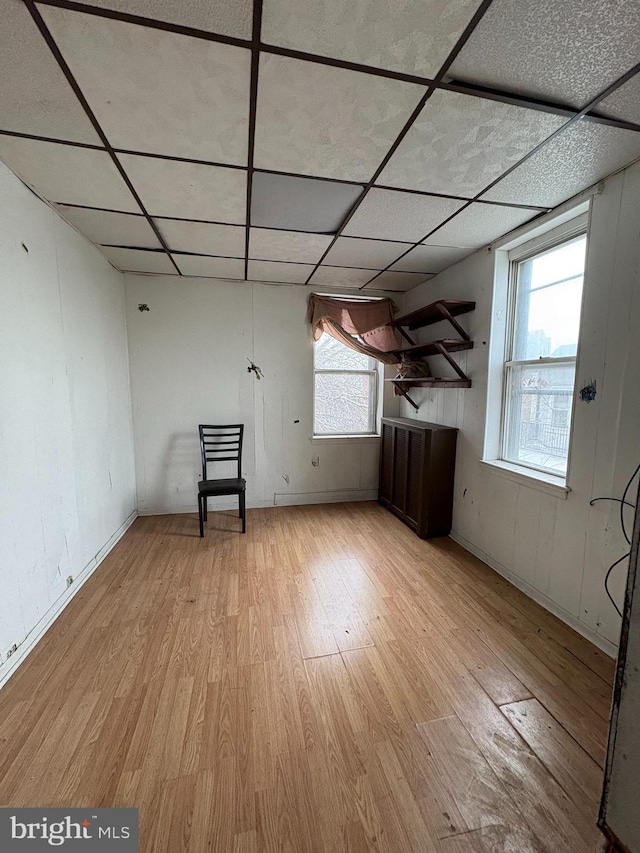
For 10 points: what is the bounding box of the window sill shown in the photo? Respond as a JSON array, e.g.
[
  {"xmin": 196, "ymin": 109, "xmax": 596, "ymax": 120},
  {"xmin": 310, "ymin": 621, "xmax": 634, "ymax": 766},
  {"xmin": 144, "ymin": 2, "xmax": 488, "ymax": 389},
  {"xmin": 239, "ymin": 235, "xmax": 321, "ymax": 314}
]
[
  {"xmin": 312, "ymin": 434, "xmax": 380, "ymax": 444},
  {"xmin": 480, "ymin": 459, "xmax": 570, "ymax": 499}
]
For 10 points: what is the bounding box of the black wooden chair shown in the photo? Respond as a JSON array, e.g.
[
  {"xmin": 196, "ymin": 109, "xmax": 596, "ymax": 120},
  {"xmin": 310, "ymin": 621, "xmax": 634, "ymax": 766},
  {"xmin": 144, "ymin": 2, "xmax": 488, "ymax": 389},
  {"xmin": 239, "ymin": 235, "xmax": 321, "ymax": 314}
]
[{"xmin": 198, "ymin": 424, "xmax": 246, "ymax": 537}]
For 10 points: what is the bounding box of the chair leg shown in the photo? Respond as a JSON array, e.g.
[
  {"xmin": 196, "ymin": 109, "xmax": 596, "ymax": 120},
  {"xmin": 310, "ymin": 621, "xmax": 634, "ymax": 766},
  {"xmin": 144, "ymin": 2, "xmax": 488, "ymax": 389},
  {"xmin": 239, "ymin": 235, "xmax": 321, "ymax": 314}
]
[
  {"xmin": 239, "ymin": 491, "xmax": 246, "ymax": 533},
  {"xmin": 203, "ymin": 495, "xmax": 208, "ymax": 521},
  {"xmin": 199, "ymin": 495, "xmax": 204, "ymax": 538}
]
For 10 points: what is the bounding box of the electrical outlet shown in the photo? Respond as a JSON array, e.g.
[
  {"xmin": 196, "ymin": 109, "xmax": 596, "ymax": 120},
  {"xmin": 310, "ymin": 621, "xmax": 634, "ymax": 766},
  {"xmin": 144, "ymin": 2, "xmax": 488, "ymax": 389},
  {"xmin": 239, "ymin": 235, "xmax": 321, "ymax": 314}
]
[{"xmin": 66, "ymin": 575, "xmax": 73, "ymax": 588}]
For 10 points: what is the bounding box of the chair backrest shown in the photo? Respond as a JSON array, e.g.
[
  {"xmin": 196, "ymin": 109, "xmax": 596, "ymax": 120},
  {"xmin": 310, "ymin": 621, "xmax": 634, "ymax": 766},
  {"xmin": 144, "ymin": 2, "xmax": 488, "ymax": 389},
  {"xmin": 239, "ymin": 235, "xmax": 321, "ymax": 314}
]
[{"xmin": 199, "ymin": 424, "xmax": 244, "ymax": 481}]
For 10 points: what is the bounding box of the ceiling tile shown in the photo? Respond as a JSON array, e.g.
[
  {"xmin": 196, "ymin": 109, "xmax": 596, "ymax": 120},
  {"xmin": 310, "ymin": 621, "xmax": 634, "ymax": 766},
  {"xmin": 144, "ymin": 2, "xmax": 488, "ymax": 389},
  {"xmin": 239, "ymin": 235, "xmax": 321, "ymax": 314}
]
[
  {"xmin": 323, "ymin": 237, "xmax": 408, "ymax": 269},
  {"xmin": 390, "ymin": 244, "xmax": 474, "ymax": 273},
  {"xmin": 120, "ymin": 154, "xmax": 246, "ymax": 222},
  {"xmin": 482, "ymin": 120, "xmax": 640, "ymax": 208},
  {"xmin": 0, "ymin": 2, "xmax": 100, "ymax": 144},
  {"xmin": 156, "ymin": 220, "xmax": 245, "ymax": 256},
  {"xmin": 262, "ymin": 0, "xmax": 484, "ymax": 78},
  {"xmin": 377, "ymin": 89, "xmax": 565, "ymax": 197},
  {"xmin": 251, "ymin": 172, "xmax": 363, "ymax": 233},
  {"xmin": 448, "ymin": 0, "xmax": 640, "ymax": 110},
  {"xmin": 248, "ymin": 260, "xmax": 314, "ymax": 284},
  {"xmin": 597, "ymin": 74, "xmax": 640, "ymax": 126},
  {"xmin": 365, "ymin": 271, "xmax": 431, "ymax": 291},
  {"xmin": 64, "ymin": 0, "xmax": 253, "ymax": 38},
  {"xmin": 41, "ymin": 7, "xmax": 251, "ymax": 164},
  {"xmin": 309, "ymin": 266, "xmax": 378, "ymax": 287},
  {"xmin": 100, "ymin": 246, "xmax": 174, "ymax": 272},
  {"xmin": 254, "ymin": 54, "xmax": 426, "ymax": 182},
  {"xmin": 0, "ymin": 136, "xmax": 138, "ymax": 211},
  {"xmin": 249, "ymin": 229, "xmax": 333, "ymax": 263},
  {"xmin": 423, "ymin": 202, "xmax": 539, "ymax": 248},
  {"xmin": 174, "ymin": 255, "xmax": 245, "ymax": 279},
  {"xmin": 56, "ymin": 205, "xmax": 161, "ymax": 247},
  {"xmin": 342, "ymin": 188, "xmax": 464, "ymax": 242}
]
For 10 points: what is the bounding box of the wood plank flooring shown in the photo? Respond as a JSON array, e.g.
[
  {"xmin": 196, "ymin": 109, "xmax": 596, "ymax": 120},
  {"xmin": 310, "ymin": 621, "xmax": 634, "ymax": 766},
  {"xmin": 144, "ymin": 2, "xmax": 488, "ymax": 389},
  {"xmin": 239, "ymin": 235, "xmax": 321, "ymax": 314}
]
[{"xmin": 0, "ymin": 503, "xmax": 614, "ymax": 852}]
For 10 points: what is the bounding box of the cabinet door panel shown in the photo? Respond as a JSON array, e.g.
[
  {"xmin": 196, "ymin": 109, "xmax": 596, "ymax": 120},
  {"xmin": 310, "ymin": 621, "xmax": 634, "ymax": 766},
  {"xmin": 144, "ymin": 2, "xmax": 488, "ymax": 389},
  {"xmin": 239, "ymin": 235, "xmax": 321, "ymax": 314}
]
[
  {"xmin": 406, "ymin": 429, "xmax": 424, "ymax": 524},
  {"xmin": 380, "ymin": 422, "xmax": 394, "ymax": 503},
  {"xmin": 392, "ymin": 427, "xmax": 408, "ymax": 514}
]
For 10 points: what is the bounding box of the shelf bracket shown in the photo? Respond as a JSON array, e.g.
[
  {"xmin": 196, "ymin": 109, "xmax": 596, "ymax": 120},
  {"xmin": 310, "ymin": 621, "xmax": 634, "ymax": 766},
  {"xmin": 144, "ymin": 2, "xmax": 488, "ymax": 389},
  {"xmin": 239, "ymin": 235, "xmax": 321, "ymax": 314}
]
[
  {"xmin": 396, "ymin": 326, "xmax": 416, "ymax": 347},
  {"xmin": 434, "ymin": 342, "xmax": 470, "ymax": 381},
  {"xmin": 391, "ymin": 381, "xmax": 420, "ymax": 411},
  {"xmin": 437, "ymin": 304, "xmax": 470, "ymax": 341}
]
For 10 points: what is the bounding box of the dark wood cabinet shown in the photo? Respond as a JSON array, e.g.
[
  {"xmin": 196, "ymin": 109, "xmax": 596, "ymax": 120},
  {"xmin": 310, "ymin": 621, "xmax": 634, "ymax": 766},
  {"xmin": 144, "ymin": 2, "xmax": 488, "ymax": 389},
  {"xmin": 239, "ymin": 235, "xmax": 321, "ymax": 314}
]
[{"xmin": 379, "ymin": 417, "xmax": 458, "ymax": 539}]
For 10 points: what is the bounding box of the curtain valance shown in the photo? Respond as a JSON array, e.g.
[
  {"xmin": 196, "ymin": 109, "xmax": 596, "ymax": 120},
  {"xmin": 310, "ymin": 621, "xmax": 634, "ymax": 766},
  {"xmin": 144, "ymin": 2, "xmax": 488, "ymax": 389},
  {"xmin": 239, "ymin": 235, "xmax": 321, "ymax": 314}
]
[{"xmin": 307, "ymin": 294, "xmax": 400, "ymax": 365}]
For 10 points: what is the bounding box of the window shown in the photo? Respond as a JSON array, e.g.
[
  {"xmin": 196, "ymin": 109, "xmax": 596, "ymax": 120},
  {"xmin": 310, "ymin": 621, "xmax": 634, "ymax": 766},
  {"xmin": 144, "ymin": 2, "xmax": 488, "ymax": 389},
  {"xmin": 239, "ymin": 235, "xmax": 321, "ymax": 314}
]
[
  {"xmin": 501, "ymin": 231, "xmax": 587, "ymax": 478},
  {"xmin": 313, "ymin": 333, "xmax": 378, "ymax": 436}
]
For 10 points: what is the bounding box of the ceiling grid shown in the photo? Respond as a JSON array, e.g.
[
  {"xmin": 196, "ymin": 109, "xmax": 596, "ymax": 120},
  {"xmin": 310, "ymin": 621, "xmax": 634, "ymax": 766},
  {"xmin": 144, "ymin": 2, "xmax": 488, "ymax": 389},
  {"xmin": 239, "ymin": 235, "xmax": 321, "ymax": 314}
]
[{"xmin": 0, "ymin": 0, "xmax": 638, "ymax": 290}]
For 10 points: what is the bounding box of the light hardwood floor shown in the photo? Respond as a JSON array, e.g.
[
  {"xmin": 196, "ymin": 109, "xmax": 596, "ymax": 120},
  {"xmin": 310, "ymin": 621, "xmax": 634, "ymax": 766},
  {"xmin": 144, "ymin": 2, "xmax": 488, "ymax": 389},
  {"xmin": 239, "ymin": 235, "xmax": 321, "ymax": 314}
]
[{"xmin": 0, "ymin": 503, "xmax": 614, "ymax": 852}]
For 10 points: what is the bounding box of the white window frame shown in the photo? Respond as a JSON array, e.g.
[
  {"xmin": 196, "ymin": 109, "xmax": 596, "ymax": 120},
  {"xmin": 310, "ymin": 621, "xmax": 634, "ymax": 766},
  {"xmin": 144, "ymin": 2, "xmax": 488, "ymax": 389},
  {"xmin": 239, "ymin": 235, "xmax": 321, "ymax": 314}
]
[
  {"xmin": 483, "ymin": 205, "xmax": 590, "ymax": 496},
  {"xmin": 312, "ymin": 335, "xmax": 380, "ymax": 438}
]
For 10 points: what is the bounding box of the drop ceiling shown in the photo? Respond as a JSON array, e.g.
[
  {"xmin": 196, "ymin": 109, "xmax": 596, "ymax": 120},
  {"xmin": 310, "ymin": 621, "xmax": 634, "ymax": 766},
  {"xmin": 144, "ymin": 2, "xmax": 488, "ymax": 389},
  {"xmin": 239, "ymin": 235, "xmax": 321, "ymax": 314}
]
[{"xmin": 1, "ymin": 0, "xmax": 639, "ymax": 293}]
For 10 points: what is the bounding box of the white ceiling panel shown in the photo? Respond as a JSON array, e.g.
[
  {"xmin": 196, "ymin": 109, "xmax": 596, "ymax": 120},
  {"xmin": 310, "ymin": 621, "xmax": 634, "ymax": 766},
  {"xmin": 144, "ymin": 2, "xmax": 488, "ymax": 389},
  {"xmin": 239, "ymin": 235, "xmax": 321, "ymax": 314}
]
[
  {"xmin": 41, "ymin": 7, "xmax": 251, "ymax": 164},
  {"xmin": 100, "ymin": 246, "xmax": 174, "ymax": 272},
  {"xmin": 482, "ymin": 120, "xmax": 640, "ymax": 208},
  {"xmin": 254, "ymin": 54, "xmax": 426, "ymax": 182},
  {"xmin": 156, "ymin": 219, "xmax": 245, "ymax": 256},
  {"xmin": 174, "ymin": 255, "xmax": 245, "ymax": 279},
  {"xmin": 249, "ymin": 229, "xmax": 333, "ymax": 263},
  {"xmin": 248, "ymin": 260, "xmax": 315, "ymax": 284},
  {"xmin": 56, "ymin": 205, "xmax": 161, "ymax": 247},
  {"xmin": 0, "ymin": 2, "xmax": 100, "ymax": 144},
  {"xmin": 323, "ymin": 237, "xmax": 409, "ymax": 269},
  {"xmin": 261, "ymin": 0, "xmax": 484, "ymax": 78},
  {"xmin": 365, "ymin": 271, "xmax": 432, "ymax": 291},
  {"xmin": 424, "ymin": 202, "xmax": 539, "ymax": 248},
  {"xmin": 0, "ymin": 136, "xmax": 138, "ymax": 211},
  {"xmin": 343, "ymin": 189, "xmax": 464, "ymax": 242},
  {"xmin": 377, "ymin": 89, "xmax": 566, "ymax": 197},
  {"xmin": 390, "ymin": 244, "xmax": 474, "ymax": 273},
  {"xmin": 598, "ymin": 75, "xmax": 640, "ymax": 126},
  {"xmin": 120, "ymin": 154, "xmax": 246, "ymax": 222},
  {"xmin": 310, "ymin": 266, "xmax": 378, "ymax": 287},
  {"xmin": 64, "ymin": 0, "xmax": 253, "ymax": 39},
  {"xmin": 448, "ymin": 0, "xmax": 640, "ymax": 110}
]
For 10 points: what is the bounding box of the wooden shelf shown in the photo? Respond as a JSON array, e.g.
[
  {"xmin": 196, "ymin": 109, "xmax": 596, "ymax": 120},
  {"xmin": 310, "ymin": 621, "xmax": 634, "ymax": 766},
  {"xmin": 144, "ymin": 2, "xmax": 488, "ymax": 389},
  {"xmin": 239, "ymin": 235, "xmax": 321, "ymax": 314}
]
[
  {"xmin": 387, "ymin": 377, "xmax": 472, "ymax": 389},
  {"xmin": 389, "ymin": 338, "xmax": 474, "ymax": 358},
  {"xmin": 386, "ymin": 299, "xmax": 475, "ymax": 406},
  {"xmin": 392, "ymin": 299, "xmax": 476, "ymax": 332}
]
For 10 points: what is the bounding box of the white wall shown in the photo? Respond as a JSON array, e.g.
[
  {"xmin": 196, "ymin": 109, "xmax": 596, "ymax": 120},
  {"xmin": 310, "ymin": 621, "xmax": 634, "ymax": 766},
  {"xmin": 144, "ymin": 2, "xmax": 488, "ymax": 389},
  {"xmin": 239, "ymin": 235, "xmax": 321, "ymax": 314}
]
[
  {"xmin": 399, "ymin": 160, "xmax": 640, "ymax": 654},
  {"xmin": 124, "ymin": 275, "xmax": 399, "ymax": 515},
  {"xmin": 0, "ymin": 161, "xmax": 137, "ymax": 681}
]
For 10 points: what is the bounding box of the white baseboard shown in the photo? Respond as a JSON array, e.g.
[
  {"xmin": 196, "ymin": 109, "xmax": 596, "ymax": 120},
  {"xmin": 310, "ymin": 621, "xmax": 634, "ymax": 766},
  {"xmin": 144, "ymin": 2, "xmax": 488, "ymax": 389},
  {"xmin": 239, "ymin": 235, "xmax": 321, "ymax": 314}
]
[
  {"xmin": 138, "ymin": 490, "xmax": 378, "ymax": 515},
  {"xmin": 273, "ymin": 489, "xmax": 378, "ymax": 506},
  {"xmin": 449, "ymin": 531, "xmax": 618, "ymax": 659},
  {"xmin": 0, "ymin": 509, "xmax": 138, "ymax": 690}
]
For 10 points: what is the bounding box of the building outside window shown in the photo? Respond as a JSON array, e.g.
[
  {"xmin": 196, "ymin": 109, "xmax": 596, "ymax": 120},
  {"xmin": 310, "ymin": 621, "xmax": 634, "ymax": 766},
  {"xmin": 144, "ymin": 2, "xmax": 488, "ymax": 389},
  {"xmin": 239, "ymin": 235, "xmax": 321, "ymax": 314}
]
[
  {"xmin": 501, "ymin": 232, "xmax": 587, "ymax": 478},
  {"xmin": 313, "ymin": 333, "xmax": 378, "ymax": 436}
]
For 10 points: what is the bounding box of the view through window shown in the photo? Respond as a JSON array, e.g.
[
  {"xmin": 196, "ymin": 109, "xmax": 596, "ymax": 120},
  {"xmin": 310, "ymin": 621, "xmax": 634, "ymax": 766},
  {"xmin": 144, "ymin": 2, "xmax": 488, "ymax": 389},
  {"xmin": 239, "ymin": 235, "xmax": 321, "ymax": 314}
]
[
  {"xmin": 502, "ymin": 234, "xmax": 587, "ymax": 477},
  {"xmin": 313, "ymin": 333, "xmax": 378, "ymax": 436}
]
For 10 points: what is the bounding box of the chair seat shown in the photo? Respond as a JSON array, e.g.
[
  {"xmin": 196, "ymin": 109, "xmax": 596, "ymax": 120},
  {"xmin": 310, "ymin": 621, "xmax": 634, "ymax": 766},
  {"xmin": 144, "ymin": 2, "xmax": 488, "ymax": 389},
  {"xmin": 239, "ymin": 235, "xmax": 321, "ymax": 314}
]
[{"xmin": 199, "ymin": 477, "xmax": 246, "ymax": 496}]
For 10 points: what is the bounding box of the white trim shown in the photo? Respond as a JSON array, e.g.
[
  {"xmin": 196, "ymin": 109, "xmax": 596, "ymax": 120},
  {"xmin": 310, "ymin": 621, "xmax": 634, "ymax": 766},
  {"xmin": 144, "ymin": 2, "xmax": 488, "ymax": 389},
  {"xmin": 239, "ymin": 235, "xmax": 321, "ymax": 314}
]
[
  {"xmin": 450, "ymin": 531, "xmax": 618, "ymax": 658},
  {"xmin": 311, "ymin": 435, "xmax": 380, "ymax": 444},
  {"xmin": 505, "ymin": 210, "xmax": 589, "ymax": 259},
  {"xmin": 139, "ymin": 490, "xmax": 379, "ymax": 515},
  {"xmin": 273, "ymin": 489, "xmax": 378, "ymax": 506},
  {"xmin": 494, "ymin": 199, "xmax": 593, "ymax": 251},
  {"xmin": 485, "ymin": 208, "xmax": 589, "ymax": 481},
  {"xmin": 480, "ymin": 459, "xmax": 570, "ymax": 498},
  {"xmin": 0, "ymin": 510, "xmax": 138, "ymax": 691}
]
